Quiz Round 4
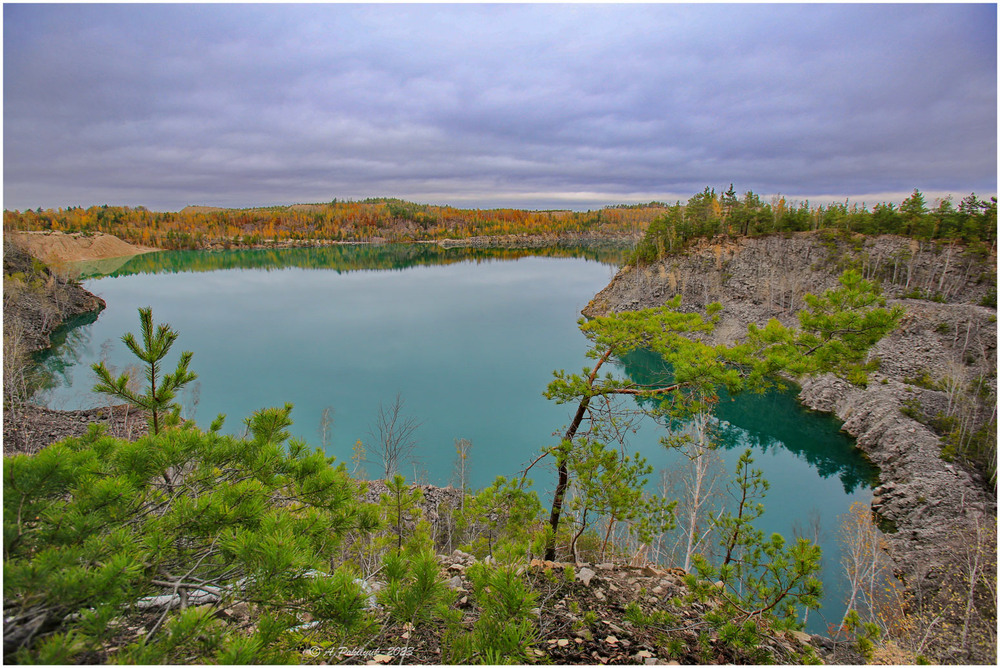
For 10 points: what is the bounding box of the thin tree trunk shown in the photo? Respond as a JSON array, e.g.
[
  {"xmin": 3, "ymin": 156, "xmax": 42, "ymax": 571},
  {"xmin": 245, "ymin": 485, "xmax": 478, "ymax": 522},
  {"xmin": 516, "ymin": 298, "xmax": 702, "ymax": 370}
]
[{"xmin": 545, "ymin": 395, "xmax": 592, "ymax": 561}]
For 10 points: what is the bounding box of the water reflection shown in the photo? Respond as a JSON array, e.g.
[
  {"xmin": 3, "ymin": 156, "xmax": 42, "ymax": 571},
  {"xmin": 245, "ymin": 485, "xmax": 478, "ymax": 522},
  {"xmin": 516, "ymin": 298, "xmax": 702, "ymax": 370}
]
[
  {"xmin": 74, "ymin": 242, "xmax": 629, "ymax": 279},
  {"xmin": 32, "ymin": 311, "xmax": 100, "ymax": 397},
  {"xmin": 616, "ymin": 348, "xmax": 879, "ymax": 495}
]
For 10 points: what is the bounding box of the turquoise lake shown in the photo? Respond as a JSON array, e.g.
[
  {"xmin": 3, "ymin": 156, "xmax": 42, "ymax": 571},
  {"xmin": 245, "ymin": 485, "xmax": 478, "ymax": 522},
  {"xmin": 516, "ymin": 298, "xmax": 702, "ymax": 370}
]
[{"xmin": 40, "ymin": 244, "xmax": 877, "ymax": 633}]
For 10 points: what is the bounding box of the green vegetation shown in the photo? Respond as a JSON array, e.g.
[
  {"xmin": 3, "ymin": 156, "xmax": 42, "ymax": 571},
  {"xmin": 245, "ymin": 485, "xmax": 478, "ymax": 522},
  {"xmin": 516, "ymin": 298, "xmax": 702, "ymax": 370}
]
[
  {"xmin": 92, "ymin": 307, "xmax": 196, "ymax": 436},
  {"xmin": 686, "ymin": 451, "xmax": 822, "ymax": 650},
  {"xmin": 3, "ymin": 406, "xmax": 380, "ymax": 663},
  {"xmin": 3, "ymin": 272, "xmax": 902, "ymax": 663},
  {"xmin": 6, "ymin": 187, "xmax": 996, "ymax": 258},
  {"xmin": 539, "ymin": 270, "xmax": 903, "ymax": 561},
  {"xmin": 632, "ymin": 186, "xmax": 996, "ymax": 265}
]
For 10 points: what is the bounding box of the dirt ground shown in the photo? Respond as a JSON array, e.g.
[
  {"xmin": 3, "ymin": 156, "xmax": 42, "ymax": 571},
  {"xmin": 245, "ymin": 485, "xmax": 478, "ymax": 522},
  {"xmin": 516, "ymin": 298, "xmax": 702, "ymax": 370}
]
[{"xmin": 5, "ymin": 230, "xmax": 159, "ymax": 266}]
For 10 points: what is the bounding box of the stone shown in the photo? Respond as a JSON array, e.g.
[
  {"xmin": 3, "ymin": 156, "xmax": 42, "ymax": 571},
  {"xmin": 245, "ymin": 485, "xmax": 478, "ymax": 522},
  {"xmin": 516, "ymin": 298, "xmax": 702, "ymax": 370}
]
[
  {"xmin": 602, "ymin": 620, "xmax": 624, "ymax": 634},
  {"xmin": 446, "ymin": 575, "xmax": 465, "ymax": 590},
  {"xmin": 789, "ymin": 630, "xmax": 812, "ymax": 645},
  {"xmin": 577, "ymin": 567, "xmax": 597, "ymax": 586}
]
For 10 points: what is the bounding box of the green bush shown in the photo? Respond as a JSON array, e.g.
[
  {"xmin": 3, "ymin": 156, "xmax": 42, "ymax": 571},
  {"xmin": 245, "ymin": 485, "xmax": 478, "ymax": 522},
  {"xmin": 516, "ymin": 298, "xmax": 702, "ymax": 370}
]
[
  {"xmin": 442, "ymin": 559, "xmax": 539, "ymax": 664},
  {"xmin": 379, "ymin": 547, "xmax": 452, "ymax": 626},
  {"xmin": 3, "ymin": 408, "xmax": 380, "ymax": 663}
]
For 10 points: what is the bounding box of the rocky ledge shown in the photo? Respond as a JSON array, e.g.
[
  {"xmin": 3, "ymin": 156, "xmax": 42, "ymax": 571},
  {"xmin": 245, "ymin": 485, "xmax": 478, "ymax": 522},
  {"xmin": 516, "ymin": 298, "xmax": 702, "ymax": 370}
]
[
  {"xmin": 3, "ymin": 239, "xmax": 106, "ymax": 352},
  {"xmin": 2, "ymin": 404, "xmax": 149, "ymax": 457},
  {"xmin": 584, "ymin": 232, "xmax": 996, "ymax": 597}
]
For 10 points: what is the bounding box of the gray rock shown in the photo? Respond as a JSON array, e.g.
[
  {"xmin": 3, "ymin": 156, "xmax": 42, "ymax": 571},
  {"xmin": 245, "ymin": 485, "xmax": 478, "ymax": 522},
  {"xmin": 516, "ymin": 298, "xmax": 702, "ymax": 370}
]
[
  {"xmin": 584, "ymin": 232, "xmax": 997, "ymax": 610},
  {"xmin": 577, "ymin": 567, "xmax": 597, "ymax": 586}
]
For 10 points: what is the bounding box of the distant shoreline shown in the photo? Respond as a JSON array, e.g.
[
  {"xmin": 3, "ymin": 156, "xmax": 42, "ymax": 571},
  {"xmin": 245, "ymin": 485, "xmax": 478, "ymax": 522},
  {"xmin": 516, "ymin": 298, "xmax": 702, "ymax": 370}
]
[{"xmin": 7, "ymin": 229, "xmax": 640, "ymax": 267}]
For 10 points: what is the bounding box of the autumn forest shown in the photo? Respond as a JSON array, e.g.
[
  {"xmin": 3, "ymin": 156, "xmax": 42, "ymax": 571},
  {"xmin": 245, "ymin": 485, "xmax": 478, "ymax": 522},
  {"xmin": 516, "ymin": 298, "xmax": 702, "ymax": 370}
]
[{"xmin": 4, "ymin": 188, "xmax": 996, "ymax": 255}]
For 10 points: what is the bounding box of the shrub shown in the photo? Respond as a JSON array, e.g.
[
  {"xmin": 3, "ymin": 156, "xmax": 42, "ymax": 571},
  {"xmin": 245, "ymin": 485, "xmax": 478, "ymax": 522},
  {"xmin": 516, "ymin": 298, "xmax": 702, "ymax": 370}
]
[{"xmin": 3, "ymin": 408, "xmax": 380, "ymax": 663}]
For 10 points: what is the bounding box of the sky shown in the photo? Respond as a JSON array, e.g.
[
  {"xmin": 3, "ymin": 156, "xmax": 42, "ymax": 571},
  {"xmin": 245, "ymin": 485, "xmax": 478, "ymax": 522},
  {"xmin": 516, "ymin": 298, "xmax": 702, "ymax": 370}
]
[{"xmin": 3, "ymin": 2, "xmax": 997, "ymax": 212}]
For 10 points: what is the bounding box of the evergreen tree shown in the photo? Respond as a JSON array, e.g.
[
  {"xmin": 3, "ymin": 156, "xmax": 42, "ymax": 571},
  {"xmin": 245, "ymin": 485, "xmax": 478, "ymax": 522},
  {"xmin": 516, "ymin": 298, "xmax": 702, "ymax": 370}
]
[
  {"xmin": 91, "ymin": 306, "xmax": 196, "ymax": 435},
  {"xmin": 540, "ymin": 271, "xmax": 902, "ymax": 560},
  {"xmin": 3, "ymin": 408, "xmax": 380, "ymax": 663},
  {"xmin": 899, "ymin": 188, "xmax": 928, "ymax": 237},
  {"xmin": 685, "ymin": 450, "xmax": 823, "ymax": 653}
]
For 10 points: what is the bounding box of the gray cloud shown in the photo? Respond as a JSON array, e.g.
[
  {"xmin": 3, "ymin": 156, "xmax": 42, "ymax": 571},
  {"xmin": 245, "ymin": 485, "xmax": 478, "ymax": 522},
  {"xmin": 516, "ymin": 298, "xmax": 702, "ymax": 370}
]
[{"xmin": 4, "ymin": 3, "xmax": 996, "ymax": 211}]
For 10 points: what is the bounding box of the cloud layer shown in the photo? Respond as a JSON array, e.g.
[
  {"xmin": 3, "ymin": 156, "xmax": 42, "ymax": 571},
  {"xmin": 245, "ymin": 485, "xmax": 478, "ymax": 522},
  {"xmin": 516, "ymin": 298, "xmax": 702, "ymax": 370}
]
[{"xmin": 4, "ymin": 3, "xmax": 996, "ymax": 211}]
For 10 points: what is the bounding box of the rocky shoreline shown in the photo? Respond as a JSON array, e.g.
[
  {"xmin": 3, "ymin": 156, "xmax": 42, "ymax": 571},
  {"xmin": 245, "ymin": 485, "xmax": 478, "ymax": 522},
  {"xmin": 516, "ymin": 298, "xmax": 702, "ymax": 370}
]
[
  {"xmin": 583, "ymin": 232, "xmax": 997, "ymax": 597},
  {"xmin": 3, "ymin": 240, "xmax": 107, "ymax": 352},
  {"xmin": 3, "ymin": 238, "xmax": 121, "ymax": 455}
]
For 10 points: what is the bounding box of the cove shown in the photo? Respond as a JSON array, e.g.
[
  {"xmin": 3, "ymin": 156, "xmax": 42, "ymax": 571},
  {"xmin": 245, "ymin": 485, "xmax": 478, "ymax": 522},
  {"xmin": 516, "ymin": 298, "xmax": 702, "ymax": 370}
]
[{"xmin": 41, "ymin": 244, "xmax": 877, "ymax": 633}]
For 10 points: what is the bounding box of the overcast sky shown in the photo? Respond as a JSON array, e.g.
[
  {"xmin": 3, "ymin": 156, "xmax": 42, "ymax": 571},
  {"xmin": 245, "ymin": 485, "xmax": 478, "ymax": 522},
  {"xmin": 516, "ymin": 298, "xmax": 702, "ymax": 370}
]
[{"xmin": 3, "ymin": 3, "xmax": 996, "ymax": 212}]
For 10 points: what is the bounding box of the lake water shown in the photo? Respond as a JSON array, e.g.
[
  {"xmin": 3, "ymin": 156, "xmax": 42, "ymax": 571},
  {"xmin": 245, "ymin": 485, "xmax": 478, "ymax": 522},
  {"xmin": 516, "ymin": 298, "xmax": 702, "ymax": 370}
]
[{"xmin": 40, "ymin": 244, "xmax": 877, "ymax": 633}]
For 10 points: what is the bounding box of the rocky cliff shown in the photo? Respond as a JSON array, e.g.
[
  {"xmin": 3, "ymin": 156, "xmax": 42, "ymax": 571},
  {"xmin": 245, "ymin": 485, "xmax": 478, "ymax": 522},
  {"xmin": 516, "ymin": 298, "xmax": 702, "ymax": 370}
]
[
  {"xmin": 3, "ymin": 238, "xmax": 114, "ymax": 455},
  {"xmin": 3, "ymin": 238, "xmax": 106, "ymax": 353},
  {"xmin": 584, "ymin": 232, "xmax": 997, "ymax": 598}
]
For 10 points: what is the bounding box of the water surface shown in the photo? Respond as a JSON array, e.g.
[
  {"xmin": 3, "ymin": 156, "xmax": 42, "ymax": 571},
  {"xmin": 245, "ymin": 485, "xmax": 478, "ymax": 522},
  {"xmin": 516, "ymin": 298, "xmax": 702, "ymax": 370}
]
[{"xmin": 42, "ymin": 244, "xmax": 876, "ymax": 633}]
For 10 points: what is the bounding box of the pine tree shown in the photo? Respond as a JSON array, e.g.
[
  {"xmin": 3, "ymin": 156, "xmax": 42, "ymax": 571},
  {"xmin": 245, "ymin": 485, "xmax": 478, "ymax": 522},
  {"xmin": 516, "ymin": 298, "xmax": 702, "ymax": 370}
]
[
  {"xmin": 539, "ymin": 270, "xmax": 902, "ymax": 560},
  {"xmin": 91, "ymin": 306, "xmax": 196, "ymax": 435},
  {"xmin": 3, "ymin": 407, "xmax": 380, "ymax": 663}
]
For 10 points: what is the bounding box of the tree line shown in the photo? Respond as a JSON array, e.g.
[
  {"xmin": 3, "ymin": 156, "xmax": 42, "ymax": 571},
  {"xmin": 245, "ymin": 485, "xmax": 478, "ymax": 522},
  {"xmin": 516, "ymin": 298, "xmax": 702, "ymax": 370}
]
[
  {"xmin": 632, "ymin": 186, "xmax": 997, "ymax": 264},
  {"xmin": 2, "ymin": 199, "xmax": 660, "ymax": 250},
  {"xmin": 6, "ymin": 187, "xmax": 994, "ymax": 255}
]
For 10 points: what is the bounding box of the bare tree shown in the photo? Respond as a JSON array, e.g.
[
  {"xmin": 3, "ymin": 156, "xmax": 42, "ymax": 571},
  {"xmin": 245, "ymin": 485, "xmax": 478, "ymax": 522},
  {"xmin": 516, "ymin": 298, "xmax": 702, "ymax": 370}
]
[
  {"xmin": 3, "ymin": 321, "xmax": 35, "ymax": 452},
  {"xmin": 351, "ymin": 439, "xmax": 368, "ymax": 480},
  {"xmin": 838, "ymin": 500, "xmax": 892, "ymax": 630},
  {"xmin": 367, "ymin": 393, "xmax": 421, "ymax": 479},
  {"xmin": 953, "ymin": 511, "xmax": 997, "ymax": 660},
  {"xmin": 452, "ymin": 438, "xmax": 472, "ymax": 506},
  {"xmin": 182, "ymin": 380, "xmax": 202, "ymax": 423},
  {"xmin": 654, "ymin": 409, "xmax": 725, "ymax": 571},
  {"xmin": 318, "ymin": 405, "xmax": 334, "ymax": 450},
  {"xmin": 675, "ymin": 411, "xmax": 726, "ymax": 572}
]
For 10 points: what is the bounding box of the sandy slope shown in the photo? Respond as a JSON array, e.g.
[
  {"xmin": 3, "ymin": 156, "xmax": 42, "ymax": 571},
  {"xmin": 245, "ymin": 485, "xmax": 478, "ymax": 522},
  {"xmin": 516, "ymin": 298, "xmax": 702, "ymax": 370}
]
[{"xmin": 6, "ymin": 230, "xmax": 159, "ymax": 266}]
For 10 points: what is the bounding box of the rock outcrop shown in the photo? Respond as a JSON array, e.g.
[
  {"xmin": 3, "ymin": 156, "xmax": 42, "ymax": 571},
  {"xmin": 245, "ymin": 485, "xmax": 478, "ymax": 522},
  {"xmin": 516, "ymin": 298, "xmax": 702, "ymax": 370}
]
[
  {"xmin": 3, "ymin": 239, "xmax": 114, "ymax": 455},
  {"xmin": 583, "ymin": 232, "xmax": 997, "ymax": 595},
  {"xmin": 3, "ymin": 238, "xmax": 106, "ymax": 352}
]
